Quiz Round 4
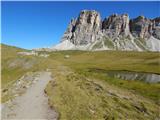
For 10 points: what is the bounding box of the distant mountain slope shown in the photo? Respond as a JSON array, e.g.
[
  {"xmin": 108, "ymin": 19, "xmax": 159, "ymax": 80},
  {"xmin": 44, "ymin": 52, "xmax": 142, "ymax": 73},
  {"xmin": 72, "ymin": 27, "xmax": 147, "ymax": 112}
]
[
  {"xmin": 1, "ymin": 44, "xmax": 37, "ymax": 90},
  {"xmin": 52, "ymin": 10, "xmax": 160, "ymax": 51},
  {"xmin": 1, "ymin": 44, "xmax": 27, "ymax": 87},
  {"xmin": 1, "ymin": 43, "xmax": 27, "ymax": 59}
]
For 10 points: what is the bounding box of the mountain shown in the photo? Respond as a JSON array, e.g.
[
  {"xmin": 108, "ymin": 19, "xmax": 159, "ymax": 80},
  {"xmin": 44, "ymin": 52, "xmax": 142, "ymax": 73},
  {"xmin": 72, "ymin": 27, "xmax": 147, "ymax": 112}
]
[{"xmin": 52, "ymin": 10, "xmax": 160, "ymax": 51}]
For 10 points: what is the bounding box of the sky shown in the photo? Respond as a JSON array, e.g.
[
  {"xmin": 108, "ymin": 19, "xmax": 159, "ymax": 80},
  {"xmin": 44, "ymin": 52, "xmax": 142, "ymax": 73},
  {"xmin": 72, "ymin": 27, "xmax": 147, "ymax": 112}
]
[{"xmin": 1, "ymin": 1, "xmax": 160, "ymax": 49}]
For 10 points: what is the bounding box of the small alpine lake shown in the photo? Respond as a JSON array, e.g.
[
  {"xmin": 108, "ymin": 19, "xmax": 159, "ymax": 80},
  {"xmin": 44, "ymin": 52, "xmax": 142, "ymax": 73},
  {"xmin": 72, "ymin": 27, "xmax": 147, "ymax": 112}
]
[{"xmin": 88, "ymin": 68, "xmax": 160, "ymax": 83}]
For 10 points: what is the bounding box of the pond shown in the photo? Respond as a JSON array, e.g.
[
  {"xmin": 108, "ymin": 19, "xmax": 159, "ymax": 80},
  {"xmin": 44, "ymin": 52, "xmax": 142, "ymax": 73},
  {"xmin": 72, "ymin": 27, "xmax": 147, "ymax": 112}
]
[
  {"xmin": 106, "ymin": 70, "xmax": 160, "ymax": 83},
  {"xmin": 88, "ymin": 68, "xmax": 160, "ymax": 83}
]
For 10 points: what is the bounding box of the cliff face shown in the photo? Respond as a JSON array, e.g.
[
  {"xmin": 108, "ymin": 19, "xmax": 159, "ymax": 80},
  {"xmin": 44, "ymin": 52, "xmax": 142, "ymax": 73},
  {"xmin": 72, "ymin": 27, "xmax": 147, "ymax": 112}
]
[
  {"xmin": 152, "ymin": 17, "xmax": 160, "ymax": 39},
  {"xmin": 130, "ymin": 16, "xmax": 153, "ymax": 38},
  {"xmin": 53, "ymin": 10, "xmax": 160, "ymax": 51},
  {"xmin": 102, "ymin": 14, "xmax": 130, "ymax": 37},
  {"xmin": 61, "ymin": 10, "xmax": 102, "ymax": 45}
]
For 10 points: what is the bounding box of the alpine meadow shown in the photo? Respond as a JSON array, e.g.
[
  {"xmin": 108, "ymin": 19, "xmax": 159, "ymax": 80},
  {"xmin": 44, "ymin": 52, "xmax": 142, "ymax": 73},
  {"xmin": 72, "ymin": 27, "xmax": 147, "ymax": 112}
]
[{"xmin": 1, "ymin": 1, "xmax": 160, "ymax": 120}]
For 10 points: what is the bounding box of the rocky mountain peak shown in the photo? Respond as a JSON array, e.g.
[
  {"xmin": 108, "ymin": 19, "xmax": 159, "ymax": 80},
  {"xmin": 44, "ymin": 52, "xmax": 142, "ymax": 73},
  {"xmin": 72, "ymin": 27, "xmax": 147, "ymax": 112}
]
[
  {"xmin": 76, "ymin": 10, "xmax": 101, "ymax": 30},
  {"xmin": 61, "ymin": 10, "xmax": 101, "ymax": 45},
  {"xmin": 55, "ymin": 10, "xmax": 160, "ymax": 51},
  {"xmin": 102, "ymin": 13, "xmax": 130, "ymax": 37},
  {"xmin": 153, "ymin": 17, "xmax": 160, "ymax": 25},
  {"xmin": 137, "ymin": 15, "xmax": 145, "ymax": 20},
  {"xmin": 130, "ymin": 16, "xmax": 153, "ymax": 38},
  {"xmin": 152, "ymin": 17, "xmax": 160, "ymax": 39}
]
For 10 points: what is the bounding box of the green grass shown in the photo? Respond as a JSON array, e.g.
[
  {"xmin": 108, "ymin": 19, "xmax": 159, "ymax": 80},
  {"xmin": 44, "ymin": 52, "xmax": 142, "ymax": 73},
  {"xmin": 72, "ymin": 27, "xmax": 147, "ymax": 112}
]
[
  {"xmin": 77, "ymin": 69, "xmax": 160, "ymax": 103},
  {"xmin": 49, "ymin": 50, "xmax": 160, "ymax": 74},
  {"xmin": 1, "ymin": 44, "xmax": 160, "ymax": 119},
  {"xmin": 45, "ymin": 50, "xmax": 160, "ymax": 119},
  {"xmin": 1, "ymin": 44, "xmax": 59, "ymax": 102},
  {"xmin": 45, "ymin": 68, "xmax": 159, "ymax": 120},
  {"xmin": 1, "ymin": 44, "xmax": 27, "ymax": 87},
  {"xmin": 103, "ymin": 37, "xmax": 114, "ymax": 48}
]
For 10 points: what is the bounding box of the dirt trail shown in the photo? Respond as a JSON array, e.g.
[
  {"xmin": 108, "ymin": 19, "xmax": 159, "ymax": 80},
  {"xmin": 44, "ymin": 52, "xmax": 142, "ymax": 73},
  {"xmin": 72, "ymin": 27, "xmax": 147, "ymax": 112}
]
[{"xmin": 2, "ymin": 72, "xmax": 57, "ymax": 120}]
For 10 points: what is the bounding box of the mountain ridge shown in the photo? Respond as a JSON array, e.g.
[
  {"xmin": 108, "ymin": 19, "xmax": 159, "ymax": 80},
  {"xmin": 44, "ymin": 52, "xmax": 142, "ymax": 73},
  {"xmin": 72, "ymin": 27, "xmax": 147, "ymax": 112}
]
[{"xmin": 50, "ymin": 10, "xmax": 160, "ymax": 51}]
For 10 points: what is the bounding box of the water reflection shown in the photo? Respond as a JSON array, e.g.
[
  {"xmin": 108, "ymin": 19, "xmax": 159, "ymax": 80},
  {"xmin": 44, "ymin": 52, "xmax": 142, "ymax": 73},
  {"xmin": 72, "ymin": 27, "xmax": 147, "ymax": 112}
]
[
  {"xmin": 106, "ymin": 70, "xmax": 160, "ymax": 83},
  {"xmin": 88, "ymin": 68, "xmax": 160, "ymax": 83}
]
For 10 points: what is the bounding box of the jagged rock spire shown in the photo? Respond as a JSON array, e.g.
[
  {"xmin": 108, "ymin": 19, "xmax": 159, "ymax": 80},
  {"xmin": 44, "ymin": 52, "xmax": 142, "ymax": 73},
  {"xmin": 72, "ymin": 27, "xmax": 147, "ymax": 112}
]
[{"xmin": 62, "ymin": 10, "xmax": 160, "ymax": 45}]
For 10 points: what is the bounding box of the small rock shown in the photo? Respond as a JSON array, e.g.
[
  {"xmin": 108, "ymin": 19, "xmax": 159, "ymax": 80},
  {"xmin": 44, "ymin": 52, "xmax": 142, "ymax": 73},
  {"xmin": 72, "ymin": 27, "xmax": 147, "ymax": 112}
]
[
  {"xmin": 26, "ymin": 85, "xmax": 30, "ymax": 88},
  {"xmin": 0, "ymin": 104, "xmax": 4, "ymax": 110},
  {"xmin": 64, "ymin": 55, "xmax": 70, "ymax": 59},
  {"xmin": 89, "ymin": 109, "xmax": 95, "ymax": 114},
  {"xmin": 14, "ymin": 94, "xmax": 19, "ymax": 97}
]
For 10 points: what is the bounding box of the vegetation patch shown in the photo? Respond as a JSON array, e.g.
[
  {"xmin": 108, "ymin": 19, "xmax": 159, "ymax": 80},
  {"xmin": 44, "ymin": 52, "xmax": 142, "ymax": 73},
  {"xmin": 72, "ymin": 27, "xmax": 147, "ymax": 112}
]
[
  {"xmin": 45, "ymin": 67, "xmax": 159, "ymax": 119},
  {"xmin": 103, "ymin": 37, "xmax": 114, "ymax": 48},
  {"xmin": 134, "ymin": 38, "xmax": 148, "ymax": 50},
  {"xmin": 2, "ymin": 44, "xmax": 160, "ymax": 119},
  {"xmin": 92, "ymin": 41, "xmax": 103, "ymax": 49},
  {"xmin": 78, "ymin": 68, "xmax": 160, "ymax": 103}
]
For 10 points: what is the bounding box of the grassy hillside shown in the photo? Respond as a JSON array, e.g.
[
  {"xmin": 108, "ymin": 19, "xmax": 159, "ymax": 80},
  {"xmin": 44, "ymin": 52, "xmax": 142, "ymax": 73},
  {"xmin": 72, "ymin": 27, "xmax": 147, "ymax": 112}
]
[
  {"xmin": 45, "ymin": 50, "xmax": 160, "ymax": 119},
  {"xmin": 48, "ymin": 50, "xmax": 160, "ymax": 74},
  {"xmin": 1, "ymin": 44, "xmax": 160, "ymax": 119},
  {"xmin": 1, "ymin": 44, "xmax": 55, "ymax": 101},
  {"xmin": 1, "ymin": 44, "xmax": 26, "ymax": 86}
]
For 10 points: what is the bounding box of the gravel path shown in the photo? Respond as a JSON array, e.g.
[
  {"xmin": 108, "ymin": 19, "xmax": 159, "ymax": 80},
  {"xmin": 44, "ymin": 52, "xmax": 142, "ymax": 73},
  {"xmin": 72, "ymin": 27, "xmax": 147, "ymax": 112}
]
[{"xmin": 2, "ymin": 72, "xmax": 57, "ymax": 120}]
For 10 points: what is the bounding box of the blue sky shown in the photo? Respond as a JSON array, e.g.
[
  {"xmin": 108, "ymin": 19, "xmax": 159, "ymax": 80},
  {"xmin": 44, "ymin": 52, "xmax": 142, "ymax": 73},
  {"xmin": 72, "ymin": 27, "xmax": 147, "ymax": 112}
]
[{"xmin": 1, "ymin": 1, "xmax": 160, "ymax": 49}]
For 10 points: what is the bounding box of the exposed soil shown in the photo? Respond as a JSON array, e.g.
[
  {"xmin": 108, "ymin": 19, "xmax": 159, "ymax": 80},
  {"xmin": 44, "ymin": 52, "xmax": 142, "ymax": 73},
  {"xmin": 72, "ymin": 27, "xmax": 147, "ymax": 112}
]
[{"xmin": 2, "ymin": 71, "xmax": 57, "ymax": 120}]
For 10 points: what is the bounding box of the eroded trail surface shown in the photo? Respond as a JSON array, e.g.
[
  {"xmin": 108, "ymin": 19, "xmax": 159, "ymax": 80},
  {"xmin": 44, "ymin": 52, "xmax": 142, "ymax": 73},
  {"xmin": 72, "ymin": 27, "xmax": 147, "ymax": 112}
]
[{"xmin": 2, "ymin": 72, "xmax": 57, "ymax": 120}]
